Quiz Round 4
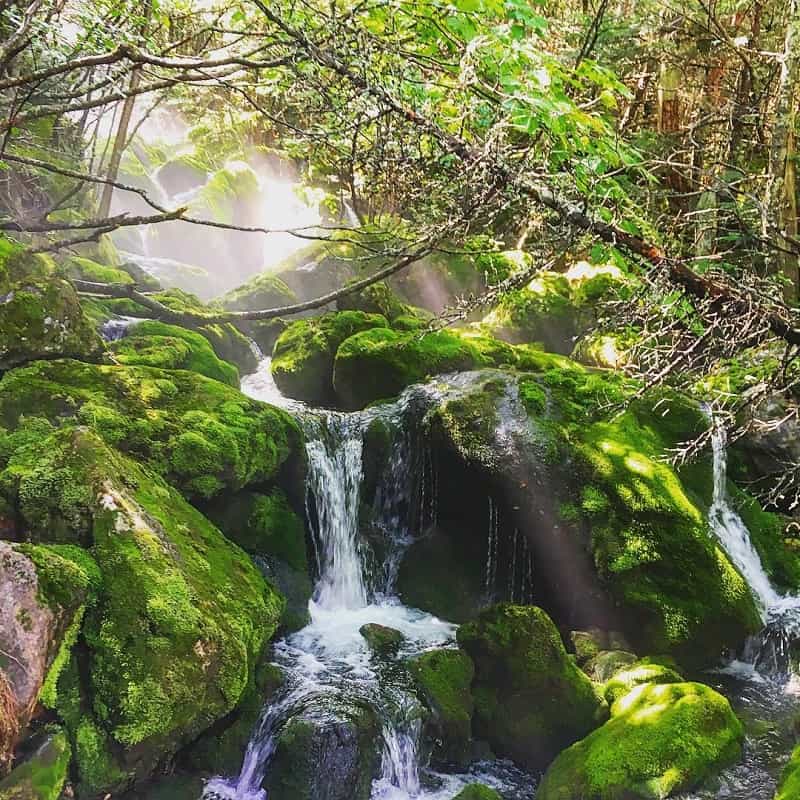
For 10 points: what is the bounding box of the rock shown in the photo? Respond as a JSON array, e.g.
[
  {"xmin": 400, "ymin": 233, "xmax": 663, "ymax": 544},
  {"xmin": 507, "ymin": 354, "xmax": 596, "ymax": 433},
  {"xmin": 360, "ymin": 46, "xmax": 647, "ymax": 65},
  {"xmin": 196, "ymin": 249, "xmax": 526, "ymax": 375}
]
[
  {"xmin": 2, "ymin": 428, "xmax": 285, "ymax": 793},
  {"xmin": 359, "ymin": 624, "xmax": 405, "ymax": 655},
  {"xmin": 584, "ymin": 650, "xmax": 638, "ymax": 682},
  {"xmin": 157, "ymin": 156, "xmax": 207, "ymax": 196},
  {"xmin": 271, "ymin": 311, "xmax": 388, "ymax": 405},
  {"xmin": 776, "ymin": 743, "xmax": 800, "ymax": 800},
  {"xmin": 602, "ymin": 658, "xmax": 684, "ymax": 705},
  {"xmin": 221, "ymin": 272, "xmax": 297, "ymax": 312},
  {"xmin": 536, "ymin": 682, "xmax": 745, "ymax": 800},
  {"xmin": 0, "ymin": 358, "xmax": 301, "ymax": 502},
  {"xmin": 109, "ymin": 320, "xmax": 240, "ymax": 386},
  {"xmin": 417, "ymin": 368, "xmax": 760, "ymax": 664},
  {"xmin": 336, "ymin": 281, "xmax": 411, "ymax": 321},
  {"xmin": 452, "ymin": 785, "xmax": 502, "ymax": 800},
  {"xmin": 265, "ymin": 702, "xmax": 379, "ymax": 800},
  {"xmin": 408, "ymin": 648, "xmax": 474, "ymax": 768},
  {"xmin": 0, "ymin": 542, "xmax": 90, "ymax": 767},
  {"xmin": 457, "ymin": 604, "xmax": 608, "ymax": 770},
  {"xmin": 570, "ymin": 629, "xmax": 605, "ymax": 666},
  {"xmin": 0, "ymin": 728, "xmax": 71, "ymax": 800}
]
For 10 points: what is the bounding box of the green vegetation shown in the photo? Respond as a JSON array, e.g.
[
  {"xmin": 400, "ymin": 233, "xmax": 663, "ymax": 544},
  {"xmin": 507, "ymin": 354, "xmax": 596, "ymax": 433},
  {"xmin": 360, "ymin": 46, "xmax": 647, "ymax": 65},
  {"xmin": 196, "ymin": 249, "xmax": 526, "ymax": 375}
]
[
  {"xmin": 537, "ymin": 682, "xmax": 744, "ymax": 800},
  {"xmin": 775, "ymin": 744, "xmax": 800, "ymax": 800},
  {"xmin": 0, "ymin": 729, "xmax": 71, "ymax": 800},
  {"xmin": 452, "ymin": 785, "xmax": 503, "ymax": 800},
  {"xmin": 457, "ymin": 604, "xmax": 608, "ymax": 770}
]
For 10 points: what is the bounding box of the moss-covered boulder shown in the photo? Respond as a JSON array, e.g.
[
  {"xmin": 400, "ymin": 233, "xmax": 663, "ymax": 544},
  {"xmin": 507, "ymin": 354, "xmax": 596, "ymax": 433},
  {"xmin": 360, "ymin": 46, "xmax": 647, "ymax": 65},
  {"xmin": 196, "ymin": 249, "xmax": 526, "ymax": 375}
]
[
  {"xmin": 204, "ymin": 489, "xmax": 311, "ymax": 631},
  {"xmin": 602, "ymin": 658, "xmax": 684, "ymax": 705},
  {"xmin": 457, "ymin": 604, "xmax": 608, "ymax": 770},
  {"xmin": 271, "ymin": 311, "xmax": 388, "ymax": 405},
  {"xmin": 8, "ymin": 428, "xmax": 284, "ymax": 792},
  {"xmin": 360, "ymin": 623, "xmax": 405, "ymax": 655},
  {"xmin": 453, "ymin": 785, "xmax": 503, "ymax": 800},
  {"xmin": 776, "ymin": 743, "xmax": 800, "ymax": 800},
  {"xmin": 536, "ymin": 682, "xmax": 744, "ymax": 800},
  {"xmin": 336, "ymin": 281, "xmax": 411, "ymax": 321},
  {"xmin": 0, "ymin": 728, "xmax": 71, "ymax": 800},
  {"xmin": 109, "ymin": 320, "xmax": 239, "ymax": 386},
  {"xmin": 62, "ymin": 255, "xmax": 135, "ymax": 287},
  {"xmin": 584, "ymin": 650, "xmax": 638, "ymax": 682},
  {"xmin": 408, "ymin": 648, "xmax": 474, "ymax": 767},
  {"xmin": 333, "ymin": 328, "xmax": 484, "ymax": 410},
  {"xmin": 221, "ymin": 272, "xmax": 297, "ymax": 312},
  {"xmin": 0, "ymin": 359, "xmax": 301, "ymax": 501}
]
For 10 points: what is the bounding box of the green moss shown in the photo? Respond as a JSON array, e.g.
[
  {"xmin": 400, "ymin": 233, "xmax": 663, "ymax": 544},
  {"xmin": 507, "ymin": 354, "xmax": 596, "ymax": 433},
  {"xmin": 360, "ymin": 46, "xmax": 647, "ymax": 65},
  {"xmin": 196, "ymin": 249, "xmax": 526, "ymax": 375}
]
[
  {"xmin": 457, "ymin": 604, "xmax": 608, "ymax": 770},
  {"xmin": 602, "ymin": 657, "xmax": 684, "ymax": 705},
  {"xmin": 333, "ymin": 328, "xmax": 484, "ymax": 410},
  {"xmin": 221, "ymin": 273, "xmax": 297, "ymax": 312},
  {"xmin": 0, "ymin": 359, "xmax": 300, "ymax": 501},
  {"xmin": 14, "ymin": 544, "xmax": 100, "ymax": 609},
  {"xmin": 336, "ymin": 281, "xmax": 411, "ymax": 320},
  {"xmin": 409, "ymin": 649, "xmax": 474, "ymax": 766},
  {"xmin": 74, "ymin": 719, "xmax": 127, "ymax": 795},
  {"xmin": 452, "ymin": 785, "xmax": 503, "ymax": 800},
  {"xmin": 110, "ymin": 320, "xmax": 240, "ymax": 386},
  {"xmin": 537, "ymin": 682, "xmax": 744, "ymax": 800},
  {"xmin": 272, "ymin": 311, "xmax": 389, "ymax": 404},
  {"xmin": 584, "ymin": 650, "xmax": 637, "ymax": 682},
  {"xmin": 0, "ymin": 729, "xmax": 71, "ymax": 800},
  {"xmin": 360, "ymin": 623, "xmax": 404, "ymax": 654},
  {"xmin": 776, "ymin": 743, "xmax": 800, "ymax": 800},
  {"xmin": 62, "ymin": 256, "xmax": 134, "ymax": 286}
]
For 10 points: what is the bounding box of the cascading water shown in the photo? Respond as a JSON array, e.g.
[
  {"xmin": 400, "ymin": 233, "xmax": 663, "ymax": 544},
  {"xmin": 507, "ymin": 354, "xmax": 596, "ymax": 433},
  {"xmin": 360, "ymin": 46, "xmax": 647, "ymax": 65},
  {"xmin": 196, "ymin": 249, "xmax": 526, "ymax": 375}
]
[{"xmin": 205, "ymin": 359, "xmax": 537, "ymax": 800}]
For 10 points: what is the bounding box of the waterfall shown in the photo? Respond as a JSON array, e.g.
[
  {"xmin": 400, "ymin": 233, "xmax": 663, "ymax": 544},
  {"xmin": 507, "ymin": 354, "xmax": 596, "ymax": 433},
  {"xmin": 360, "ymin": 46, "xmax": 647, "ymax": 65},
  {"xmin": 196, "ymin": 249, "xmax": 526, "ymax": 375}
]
[
  {"xmin": 305, "ymin": 415, "xmax": 368, "ymax": 610},
  {"xmin": 709, "ymin": 421, "xmax": 780, "ymax": 615}
]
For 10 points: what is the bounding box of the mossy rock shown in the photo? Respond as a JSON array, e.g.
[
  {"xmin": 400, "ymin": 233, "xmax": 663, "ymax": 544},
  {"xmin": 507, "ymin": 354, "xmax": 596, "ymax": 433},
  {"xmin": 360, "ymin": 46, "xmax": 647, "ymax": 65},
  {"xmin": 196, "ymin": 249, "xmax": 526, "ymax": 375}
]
[
  {"xmin": 602, "ymin": 658, "xmax": 684, "ymax": 705},
  {"xmin": 11, "ymin": 428, "xmax": 285, "ymax": 791},
  {"xmin": 453, "ymin": 785, "xmax": 503, "ymax": 800},
  {"xmin": 536, "ymin": 682, "xmax": 744, "ymax": 800},
  {"xmin": 408, "ymin": 648, "xmax": 474, "ymax": 767},
  {"xmin": 271, "ymin": 311, "xmax": 388, "ymax": 405},
  {"xmin": 336, "ymin": 281, "xmax": 411, "ymax": 320},
  {"xmin": 62, "ymin": 255, "xmax": 135, "ymax": 286},
  {"xmin": 157, "ymin": 156, "xmax": 207, "ymax": 196},
  {"xmin": 0, "ymin": 358, "xmax": 301, "ymax": 502},
  {"xmin": 776, "ymin": 743, "xmax": 800, "ymax": 800},
  {"xmin": 333, "ymin": 328, "xmax": 485, "ymax": 410},
  {"xmin": 584, "ymin": 650, "xmax": 638, "ymax": 682},
  {"xmin": 360, "ymin": 623, "xmax": 405, "ymax": 654},
  {"xmin": 220, "ymin": 272, "xmax": 297, "ymax": 312},
  {"xmin": 457, "ymin": 604, "xmax": 608, "ymax": 770},
  {"xmin": 0, "ymin": 728, "xmax": 71, "ymax": 800},
  {"xmin": 109, "ymin": 320, "xmax": 240, "ymax": 386}
]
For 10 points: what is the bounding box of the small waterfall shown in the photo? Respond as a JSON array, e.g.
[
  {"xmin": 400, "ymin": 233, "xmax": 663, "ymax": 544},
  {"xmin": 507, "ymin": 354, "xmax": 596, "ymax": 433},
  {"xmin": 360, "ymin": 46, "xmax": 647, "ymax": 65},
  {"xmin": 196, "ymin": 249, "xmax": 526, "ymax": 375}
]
[
  {"xmin": 709, "ymin": 421, "xmax": 780, "ymax": 615},
  {"xmin": 485, "ymin": 498, "xmax": 499, "ymax": 599},
  {"xmin": 100, "ymin": 316, "xmax": 144, "ymax": 342},
  {"xmin": 378, "ymin": 717, "xmax": 422, "ymax": 797},
  {"xmin": 305, "ymin": 415, "xmax": 368, "ymax": 610}
]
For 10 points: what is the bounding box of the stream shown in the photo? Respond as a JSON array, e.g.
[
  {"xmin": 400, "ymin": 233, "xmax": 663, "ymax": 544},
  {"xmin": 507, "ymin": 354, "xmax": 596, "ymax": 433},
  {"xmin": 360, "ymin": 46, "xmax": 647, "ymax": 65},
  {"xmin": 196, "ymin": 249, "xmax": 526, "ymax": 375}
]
[{"xmin": 200, "ymin": 362, "xmax": 800, "ymax": 800}]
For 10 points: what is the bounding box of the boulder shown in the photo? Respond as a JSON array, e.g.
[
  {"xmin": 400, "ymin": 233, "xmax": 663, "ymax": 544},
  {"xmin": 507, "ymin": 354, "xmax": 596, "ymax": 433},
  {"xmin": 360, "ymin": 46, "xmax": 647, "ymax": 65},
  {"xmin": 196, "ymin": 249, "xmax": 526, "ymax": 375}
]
[
  {"xmin": 0, "ymin": 728, "xmax": 71, "ymax": 800},
  {"xmin": 453, "ymin": 785, "xmax": 502, "ymax": 800},
  {"xmin": 602, "ymin": 658, "xmax": 684, "ymax": 705},
  {"xmin": 536, "ymin": 682, "xmax": 744, "ymax": 800},
  {"xmin": 457, "ymin": 604, "xmax": 608, "ymax": 770},
  {"xmin": 408, "ymin": 648, "xmax": 474, "ymax": 767},
  {"xmin": 271, "ymin": 311, "xmax": 388, "ymax": 405},
  {"xmin": 360, "ymin": 624, "xmax": 405, "ymax": 655},
  {"xmin": 584, "ymin": 650, "xmax": 638, "ymax": 682}
]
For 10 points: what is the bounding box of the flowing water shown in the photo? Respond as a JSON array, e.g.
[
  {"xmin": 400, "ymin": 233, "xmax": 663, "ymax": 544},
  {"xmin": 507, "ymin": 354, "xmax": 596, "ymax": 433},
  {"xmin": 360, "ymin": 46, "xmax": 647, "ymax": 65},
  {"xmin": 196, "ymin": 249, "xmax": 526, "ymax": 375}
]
[{"xmin": 204, "ymin": 360, "xmax": 538, "ymax": 800}]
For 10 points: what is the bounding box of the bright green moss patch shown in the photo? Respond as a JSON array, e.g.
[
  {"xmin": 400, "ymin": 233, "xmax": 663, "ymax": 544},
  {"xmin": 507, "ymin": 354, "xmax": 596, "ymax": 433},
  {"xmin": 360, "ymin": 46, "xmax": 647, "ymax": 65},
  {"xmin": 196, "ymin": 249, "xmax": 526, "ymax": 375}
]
[
  {"xmin": 457, "ymin": 604, "xmax": 608, "ymax": 770},
  {"xmin": 0, "ymin": 359, "xmax": 300, "ymax": 500},
  {"xmin": 776, "ymin": 743, "xmax": 800, "ymax": 800},
  {"xmin": 73, "ymin": 718, "xmax": 128, "ymax": 795},
  {"xmin": 0, "ymin": 728, "xmax": 71, "ymax": 800},
  {"xmin": 109, "ymin": 320, "xmax": 239, "ymax": 386},
  {"xmin": 272, "ymin": 311, "xmax": 389, "ymax": 404},
  {"xmin": 221, "ymin": 272, "xmax": 297, "ymax": 312},
  {"xmin": 409, "ymin": 649, "xmax": 474, "ymax": 766},
  {"xmin": 62, "ymin": 255, "xmax": 134, "ymax": 286},
  {"xmin": 336, "ymin": 280, "xmax": 412, "ymax": 320},
  {"xmin": 537, "ymin": 682, "xmax": 744, "ymax": 800},
  {"xmin": 452, "ymin": 785, "xmax": 503, "ymax": 800},
  {"xmin": 602, "ymin": 658, "xmax": 684, "ymax": 705}
]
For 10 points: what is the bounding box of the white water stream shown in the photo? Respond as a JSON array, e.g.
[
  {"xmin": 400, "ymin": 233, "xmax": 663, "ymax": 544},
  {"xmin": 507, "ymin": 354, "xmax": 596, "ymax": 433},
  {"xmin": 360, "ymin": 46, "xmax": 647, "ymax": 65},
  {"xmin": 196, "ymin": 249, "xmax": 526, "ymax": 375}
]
[{"xmin": 205, "ymin": 360, "xmax": 536, "ymax": 800}]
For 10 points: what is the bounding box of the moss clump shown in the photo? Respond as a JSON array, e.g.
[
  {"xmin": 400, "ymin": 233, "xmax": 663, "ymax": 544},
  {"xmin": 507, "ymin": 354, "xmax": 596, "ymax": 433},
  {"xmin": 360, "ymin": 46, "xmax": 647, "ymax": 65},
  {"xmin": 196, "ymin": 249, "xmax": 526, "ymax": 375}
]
[
  {"xmin": 221, "ymin": 272, "xmax": 297, "ymax": 312},
  {"xmin": 271, "ymin": 311, "xmax": 388, "ymax": 404},
  {"xmin": 537, "ymin": 682, "xmax": 744, "ymax": 800},
  {"xmin": 452, "ymin": 785, "xmax": 502, "ymax": 800},
  {"xmin": 457, "ymin": 604, "xmax": 608, "ymax": 770},
  {"xmin": 0, "ymin": 728, "xmax": 71, "ymax": 800},
  {"xmin": 333, "ymin": 328, "xmax": 484, "ymax": 410},
  {"xmin": 0, "ymin": 359, "xmax": 301, "ymax": 501},
  {"xmin": 776, "ymin": 743, "xmax": 800, "ymax": 800},
  {"xmin": 336, "ymin": 281, "xmax": 411, "ymax": 320},
  {"xmin": 408, "ymin": 649, "xmax": 474, "ymax": 767},
  {"xmin": 109, "ymin": 320, "xmax": 240, "ymax": 386},
  {"xmin": 61, "ymin": 256, "xmax": 134, "ymax": 286},
  {"xmin": 584, "ymin": 651, "xmax": 637, "ymax": 683},
  {"xmin": 73, "ymin": 719, "xmax": 128, "ymax": 795},
  {"xmin": 602, "ymin": 658, "xmax": 684, "ymax": 705},
  {"xmin": 360, "ymin": 623, "xmax": 404, "ymax": 654}
]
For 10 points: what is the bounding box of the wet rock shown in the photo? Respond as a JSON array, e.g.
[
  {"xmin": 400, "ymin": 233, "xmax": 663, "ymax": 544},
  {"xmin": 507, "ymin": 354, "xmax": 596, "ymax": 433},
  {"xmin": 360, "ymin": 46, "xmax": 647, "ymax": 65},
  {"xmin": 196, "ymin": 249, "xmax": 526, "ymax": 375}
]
[
  {"xmin": 265, "ymin": 703, "xmax": 380, "ymax": 800},
  {"xmin": 457, "ymin": 604, "xmax": 608, "ymax": 770},
  {"xmin": 360, "ymin": 624, "xmax": 405, "ymax": 655},
  {"xmin": 452, "ymin": 785, "xmax": 502, "ymax": 800},
  {"xmin": 537, "ymin": 682, "xmax": 744, "ymax": 800},
  {"xmin": 0, "ymin": 728, "xmax": 71, "ymax": 800},
  {"xmin": 602, "ymin": 657, "xmax": 684, "ymax": 705},
  {"xmin": 408, "ymin": 648, "xmax": 474, "ymax": 768},
  {"xmin": 583, "ymin": 650, "xmax": 638, "ymax": 682}
]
